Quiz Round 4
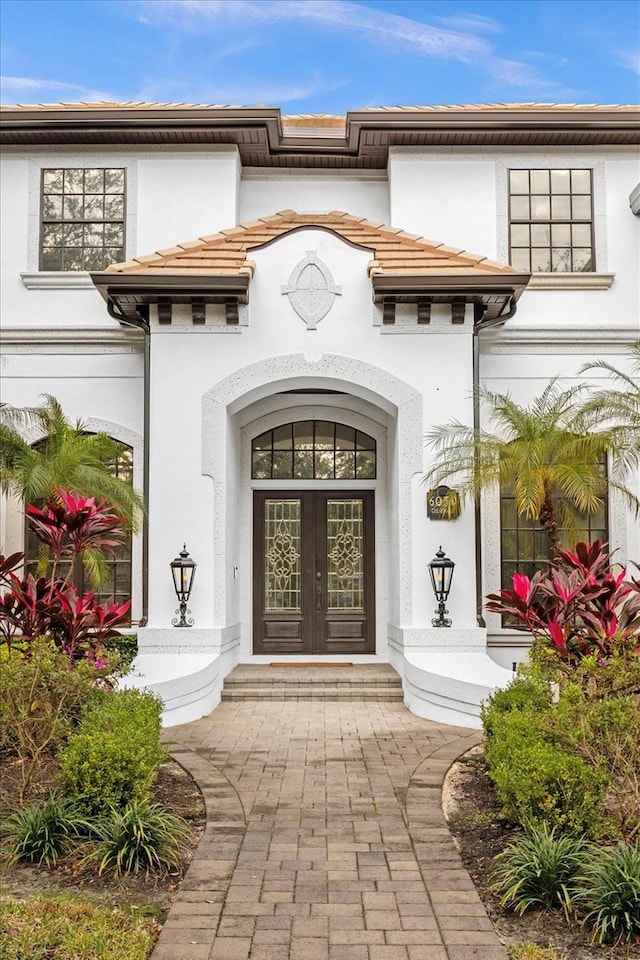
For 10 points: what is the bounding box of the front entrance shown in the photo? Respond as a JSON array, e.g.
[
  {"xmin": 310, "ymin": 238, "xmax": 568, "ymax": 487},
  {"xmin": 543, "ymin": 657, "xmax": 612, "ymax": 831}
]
[{"xmin": 253, "ymin": 490, "xmax": 375, "ymax": 655}]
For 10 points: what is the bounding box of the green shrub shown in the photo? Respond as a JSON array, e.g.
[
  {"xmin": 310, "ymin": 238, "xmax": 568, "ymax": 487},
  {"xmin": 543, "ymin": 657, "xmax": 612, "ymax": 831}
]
[
  {"xmin": 0, "ymin": 638, "xmax": 115, "ymax": 802},
  {"xmin": 91, "ymin": 799, "xmax": 190, "ymax": 876},
  {"xmin": 491, "ymin": 823, "xmax": 587, "ymax": 918},
  {"xmin": 103, "ymin": 633, "xmax": 138, "ymax": 671},
  {"xmin": 481, "ymin": 673, "xmax": 553, "ymax": 741},
  {"xmin": 577, "ymin": 841, "xmax": 640, "ymax": 944},
  {"xmin": 1, "ymin": 795, "xmax": 93, "ymax": 867},
  {"xmin": 58, "ymin": 689, "xmax": 165, "ymax": 817},
  {"xmin": 486, "ymin": 712, "xmax": 608, "ymax": 838},
  {"xmin": 553, "ymin": 687, "xmax": 640, "ymax": 841}
]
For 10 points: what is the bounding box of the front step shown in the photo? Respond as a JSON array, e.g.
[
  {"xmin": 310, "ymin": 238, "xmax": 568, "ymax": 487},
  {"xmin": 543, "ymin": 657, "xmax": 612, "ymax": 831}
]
[{"xmin": 221, "ymin": 664, "xmax": 404, "ymax": 701}]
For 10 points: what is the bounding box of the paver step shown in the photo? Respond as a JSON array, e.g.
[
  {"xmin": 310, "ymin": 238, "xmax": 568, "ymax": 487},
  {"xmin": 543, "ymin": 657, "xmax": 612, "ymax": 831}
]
[
  {"xmin": 221, "ymin": 686, "xmax": 404, "ymax": 701},
  {"xmin": 221, "ymin": 664, "xmax": 404, "ymax": 701}
]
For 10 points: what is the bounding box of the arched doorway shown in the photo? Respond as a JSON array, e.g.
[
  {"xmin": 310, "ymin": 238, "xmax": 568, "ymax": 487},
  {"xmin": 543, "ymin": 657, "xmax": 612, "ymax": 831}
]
[
  {"xmin": 251, "ymin": 419, "xmax": 377, "ymax": 655},
  {"xmin": 202, "ymin": 353, "xmax": 423, "ymax": 661}
]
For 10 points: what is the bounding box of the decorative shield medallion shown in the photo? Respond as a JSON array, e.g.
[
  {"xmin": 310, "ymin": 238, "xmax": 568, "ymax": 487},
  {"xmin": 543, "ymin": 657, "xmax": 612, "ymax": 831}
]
[{"xmin": 281, "ymin": 251, "xmax": 342, "ymax": 329}]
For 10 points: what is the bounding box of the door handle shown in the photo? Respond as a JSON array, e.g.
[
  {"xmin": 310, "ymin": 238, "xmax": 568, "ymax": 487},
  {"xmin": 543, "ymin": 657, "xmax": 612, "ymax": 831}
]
[{"xmin": 316, "ymin": 571, "xmax": 322, "ymax": 611}]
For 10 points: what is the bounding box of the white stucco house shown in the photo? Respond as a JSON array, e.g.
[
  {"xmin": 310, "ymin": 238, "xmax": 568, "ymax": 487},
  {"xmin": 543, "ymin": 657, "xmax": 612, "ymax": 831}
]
[{"xmin": 1, "ymin": 102, "xmax": 638, "ymax": 728}]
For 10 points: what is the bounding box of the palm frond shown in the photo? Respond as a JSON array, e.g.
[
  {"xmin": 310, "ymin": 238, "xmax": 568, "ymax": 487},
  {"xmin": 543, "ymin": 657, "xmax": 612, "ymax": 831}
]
[{"xmin": 81, "ymin": 547, "xmax": 110, "ymax": 591}]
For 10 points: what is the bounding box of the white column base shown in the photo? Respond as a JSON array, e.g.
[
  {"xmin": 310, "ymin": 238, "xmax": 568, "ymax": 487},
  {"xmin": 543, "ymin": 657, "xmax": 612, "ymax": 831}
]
[{"xmin": 122, "ymin": 624, "xmax": 241, "ymax": 724}]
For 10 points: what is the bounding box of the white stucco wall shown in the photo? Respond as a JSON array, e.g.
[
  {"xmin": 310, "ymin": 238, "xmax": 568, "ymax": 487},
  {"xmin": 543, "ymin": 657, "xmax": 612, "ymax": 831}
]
[
  {"xmin": 136, "ymin": 147, "xmax": 240, "ymax": 253},
  {"xmin": 2, "ymin": 137, "xmax": 638, "ymax": 675},
  {"xmin": 240, "ymin": 170, "xmax": 389, "ymax": 224},
  {"xmin": 389, "ymin": 151, "xmax": 497, "ymax": 257},
  {"xmin": 0, "ymin": 157, "xmax": 30, "ymax": 317}
]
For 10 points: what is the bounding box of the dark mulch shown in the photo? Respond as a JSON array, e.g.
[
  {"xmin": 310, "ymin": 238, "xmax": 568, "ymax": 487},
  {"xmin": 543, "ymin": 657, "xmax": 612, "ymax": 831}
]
[
  {"xmin": 446, "ymin": 750, "xmax": 639, "ymax": 960},
  {"xmin": 0, "ymin": 757, "xmax": 206, "ymax": 920}
]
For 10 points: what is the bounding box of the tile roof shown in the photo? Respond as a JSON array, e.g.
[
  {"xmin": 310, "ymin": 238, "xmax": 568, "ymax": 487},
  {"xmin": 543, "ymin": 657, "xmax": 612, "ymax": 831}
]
[
  {"xmin": 359, "ymin": 103, "xmax": 636, "ymax": 112},
  {"xmin": 1, "ymin": 101, "xmax": 637, "ymax": 115},
  {"xmin": 105, "ymin": 210, "xmax": 517, "ymax": 279}
]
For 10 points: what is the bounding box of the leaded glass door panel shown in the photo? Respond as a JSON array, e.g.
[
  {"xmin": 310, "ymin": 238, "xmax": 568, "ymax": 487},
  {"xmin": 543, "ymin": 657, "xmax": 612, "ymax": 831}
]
[{"xmin": 253, "ymin": 491, "xmax": 375, "ymax": 655}]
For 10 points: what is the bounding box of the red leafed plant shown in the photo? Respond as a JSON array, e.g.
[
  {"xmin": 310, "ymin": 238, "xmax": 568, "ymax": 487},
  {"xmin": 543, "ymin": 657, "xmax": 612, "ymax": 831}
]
[
  {"xmin": 485, "ymin": 541, "xmax": 640, "ymax": 666},
  {"xmin": 26, "ymin": 489, "xmax": 124, "ymax": 587},
  {"xmin": 0, "ymin": 489, "xmax": 130, "ymax": 659}
]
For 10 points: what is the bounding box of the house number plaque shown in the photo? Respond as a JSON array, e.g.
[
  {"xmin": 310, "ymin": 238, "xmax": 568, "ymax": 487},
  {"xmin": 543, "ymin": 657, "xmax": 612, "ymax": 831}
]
[{"xmin": 427, "ymin": 486, "xmax": 460, "ymax": 520}]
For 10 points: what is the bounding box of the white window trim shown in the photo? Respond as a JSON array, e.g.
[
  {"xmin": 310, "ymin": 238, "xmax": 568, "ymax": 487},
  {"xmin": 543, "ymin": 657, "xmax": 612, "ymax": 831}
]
[
  {"xmin": 23, "ymin": 154, "xmax": 138, "ymax": 281},
  {"xmin": 495, "ymin": 156, "xmax": 609, "ymax": 282},
  {"xmin": 526, "ymin": 273, "xmax": 614, "ymax": 290}
]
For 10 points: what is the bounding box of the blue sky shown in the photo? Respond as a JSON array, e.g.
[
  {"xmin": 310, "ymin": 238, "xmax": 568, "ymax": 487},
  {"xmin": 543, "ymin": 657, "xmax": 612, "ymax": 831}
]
[{"xmin": 1, "ymin": 0, "xmax": 639, "ymax": 112}]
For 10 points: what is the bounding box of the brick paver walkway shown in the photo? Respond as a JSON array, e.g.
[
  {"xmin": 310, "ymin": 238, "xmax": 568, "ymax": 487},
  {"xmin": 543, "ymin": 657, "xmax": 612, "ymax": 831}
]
[{"xmin": 154, "ymin": 700, "xmax": 507, "ymax": 960}]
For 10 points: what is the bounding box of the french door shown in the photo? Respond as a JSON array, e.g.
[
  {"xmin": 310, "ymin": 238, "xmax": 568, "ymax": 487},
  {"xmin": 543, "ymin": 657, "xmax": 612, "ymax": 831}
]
[{"xmin": 253, "ymin": 490, "xmax": 375, "ymax": 655}]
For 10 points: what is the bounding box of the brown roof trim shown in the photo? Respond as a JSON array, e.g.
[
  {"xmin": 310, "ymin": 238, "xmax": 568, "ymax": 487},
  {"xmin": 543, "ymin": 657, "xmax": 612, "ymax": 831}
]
[
  {"xmin": 2, "ymin": 103, "xmax": 638, "ymax": 167},
  {"xmin": 371, "ymin": 273, "xmax": 530, "ymax": 295},
  {"xmin": 91, "ymin": 272, "xmax": 251, "ymax": 295},
  {"xmin": 90, "ymin": 271, "xmax": 251, "ymax": 324},
  {"xmin": 371, "ymin": 272, "xmax": 531, "ymax": 323}
]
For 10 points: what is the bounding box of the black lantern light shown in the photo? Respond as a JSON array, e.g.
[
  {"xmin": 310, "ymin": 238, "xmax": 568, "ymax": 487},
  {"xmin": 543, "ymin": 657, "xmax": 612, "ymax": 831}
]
[
  {"xmin": 429, "ymin": 546, "xmax": 455, "ymax": 628},
  {"xmin": 170, "ymin": 544, "xmax": 197, "ymax": 627}
]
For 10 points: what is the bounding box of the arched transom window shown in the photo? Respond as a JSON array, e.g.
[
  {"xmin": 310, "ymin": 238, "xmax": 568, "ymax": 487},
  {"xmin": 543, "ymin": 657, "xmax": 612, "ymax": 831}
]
[{"xmin": 252, "ymin": 421, "xmax": 376, "ymax": 480}]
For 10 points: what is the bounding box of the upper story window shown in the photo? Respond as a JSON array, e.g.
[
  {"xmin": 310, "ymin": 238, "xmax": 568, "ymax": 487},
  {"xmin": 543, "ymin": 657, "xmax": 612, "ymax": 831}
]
[
  {"xmin": 252, "ymin": 421, "xmax": 376, "ymax": 480},
  {"xmin": 509, "ymin": 169, "xmax": 594, "ymax": 273},
  {"xmin": 40, "ymin": 168, "xmax": 125, "ymax": 271}
]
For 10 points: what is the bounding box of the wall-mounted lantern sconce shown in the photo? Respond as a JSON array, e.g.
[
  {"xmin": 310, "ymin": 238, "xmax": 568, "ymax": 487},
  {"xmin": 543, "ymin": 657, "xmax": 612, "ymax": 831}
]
[
  {"xmin": 170, "ymin": 544, "xmax": 197, "ymax": 627},
  {"xmin": 429, "ymin": 546, "xmax": 455, "ymax": 627}
]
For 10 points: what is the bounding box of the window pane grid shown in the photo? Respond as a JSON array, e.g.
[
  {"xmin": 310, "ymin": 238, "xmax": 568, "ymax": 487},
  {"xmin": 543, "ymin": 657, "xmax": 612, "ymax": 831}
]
[
  {"xmin": 500, "ymin": 477, "xmax": 608, "ymax": 627},
  {"xmin": 509, "ymin": 168, "xmax": 594, "ymax": 273},
  {"xmin": 40, "ymin": 168, "xmax": 125, "ymax": 271},
  {"xmin": 252, "ymin": 421, "xmax": 376, "ymax": 480}
]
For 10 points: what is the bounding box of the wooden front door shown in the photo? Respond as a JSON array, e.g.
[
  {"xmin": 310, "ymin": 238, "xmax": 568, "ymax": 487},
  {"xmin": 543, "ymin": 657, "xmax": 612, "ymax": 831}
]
[{"xmin": 253, "ymin": 490, "xmax": 375, "ymax": 655}]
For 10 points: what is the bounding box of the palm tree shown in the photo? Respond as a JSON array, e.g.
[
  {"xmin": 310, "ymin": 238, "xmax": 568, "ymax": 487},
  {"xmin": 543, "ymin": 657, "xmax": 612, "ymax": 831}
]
[
  {"xmin": 579, "ymin": 340, "xmax": 640, "ymax": 479},
  {"xmin": 423, "ymin": 380, "xmax": 634, "ymax": 553},
  {"xmin": 0, "ymin": 395, "xmax": 142, "ymax": 530}
]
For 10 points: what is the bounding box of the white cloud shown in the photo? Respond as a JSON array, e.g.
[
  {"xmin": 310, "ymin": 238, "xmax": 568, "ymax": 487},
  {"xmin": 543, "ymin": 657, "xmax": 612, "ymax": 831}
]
[
  {"xmin": 134, "ymin": 73, "xmax": 344, "ymax": 105},
  {"xmin": 615, "ymin": 49, "xmax": 640, "ymax": 75},
  {"xmin": 489, "ymin": 59, "xmax": 559, "ymax": 89},
  {"xmin": 0, "ymin": 76, "xmax": 113, "ymax": 103},
  {"xmin": 126, "ymin": 0, "xmax": 580, "ymax": 104},
  {"xmin": 140, "ymin": 0, "xmax": 491, "ymax": 63},
  {"xmin": 432, "ymin": 13, "xmax": 502, "ymax": 34}
]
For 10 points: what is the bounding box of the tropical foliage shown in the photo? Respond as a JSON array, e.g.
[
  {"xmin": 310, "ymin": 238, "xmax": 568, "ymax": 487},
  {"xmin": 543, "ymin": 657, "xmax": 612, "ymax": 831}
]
[
  {"xmin": 0, "ymin": 394, "xmax": 141, "ymax": 528},
  {"xmin": 579, "ymin": 339, "xmax": 640, "ymax": 479},
  {"xmin": 424, "ymin": 380, "xmax": 637, "ymax": 552},
  {"xmin": 0, "ymin": 489, "xmax": 131, "ymax": 655},
  {"xmin": 485, "ymin": 541, "xmax": 640, "ymax": 666}
]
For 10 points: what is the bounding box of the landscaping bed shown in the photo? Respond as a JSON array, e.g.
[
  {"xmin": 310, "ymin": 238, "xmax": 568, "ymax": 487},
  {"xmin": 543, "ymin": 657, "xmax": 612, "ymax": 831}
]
[
  {"xmin": 0, "ymin": 755, "xmax": 205, "ymax": 959},
  {"xmin": 1, "ymin": 756, "xmax": 205, "ymax": 912},
  {"xmin": 445, "ymin": 749, "xmax": 639, "ymax": 960}
]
